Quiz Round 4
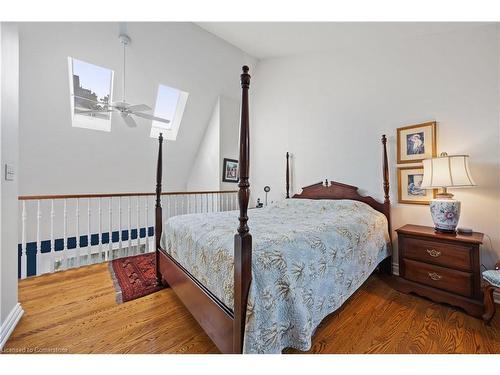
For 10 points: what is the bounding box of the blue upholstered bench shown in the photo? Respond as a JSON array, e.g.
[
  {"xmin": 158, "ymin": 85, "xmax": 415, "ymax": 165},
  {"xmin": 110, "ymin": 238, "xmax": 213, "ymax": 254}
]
[{"xmin": 482, "ymin": 261, "xmax": 500, "ymax": 323}]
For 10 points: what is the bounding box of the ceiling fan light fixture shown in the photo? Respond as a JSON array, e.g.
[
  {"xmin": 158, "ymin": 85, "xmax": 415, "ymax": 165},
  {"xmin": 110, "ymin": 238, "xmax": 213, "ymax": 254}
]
[{"xmin": 69, "ymin": 32, "xmax": 172, "ymax": 130}]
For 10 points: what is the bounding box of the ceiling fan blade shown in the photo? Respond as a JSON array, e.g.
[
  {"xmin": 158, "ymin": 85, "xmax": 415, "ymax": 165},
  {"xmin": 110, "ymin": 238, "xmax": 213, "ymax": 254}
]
[
  {"xmin": 133, "ymin": 111, "xmax": 171, "ymax": 124},
  {"xmin": 127, "ymin": 104, "xmax": 152, "ymax": 112},
  {"xmin": 75, "ymin": 109, "xmax": 113, "ymax": 114},
  {"xmin": 110, "ymin": 101, "xmax": 129, "ymax": 108},
  {"xmin": 121, "ymin": 113, "xmax": 138, "ymax": 128}
]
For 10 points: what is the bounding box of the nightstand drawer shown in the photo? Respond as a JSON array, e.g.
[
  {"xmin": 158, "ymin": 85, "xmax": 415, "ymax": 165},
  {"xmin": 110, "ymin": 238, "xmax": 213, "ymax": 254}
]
[
  {"xmin": 403, "ymin": 259, "xmax": 473, "ymax": 297},
  {"xmin": 403, "ymin": 237, "xmax": 472, "ymax": 271}
]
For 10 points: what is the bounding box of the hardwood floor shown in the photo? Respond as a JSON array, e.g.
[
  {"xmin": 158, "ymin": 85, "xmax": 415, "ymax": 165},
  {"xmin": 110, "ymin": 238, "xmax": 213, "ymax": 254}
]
[{"xmin": 3, "ymin": 263, "xmax": 499, "ymax": 354}]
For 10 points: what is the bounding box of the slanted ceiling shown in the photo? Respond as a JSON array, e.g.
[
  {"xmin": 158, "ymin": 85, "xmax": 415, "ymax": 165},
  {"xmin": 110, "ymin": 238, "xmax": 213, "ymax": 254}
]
[{"xmin": 18, "ymin": 22, "xmax": 255, "ymax": 194}]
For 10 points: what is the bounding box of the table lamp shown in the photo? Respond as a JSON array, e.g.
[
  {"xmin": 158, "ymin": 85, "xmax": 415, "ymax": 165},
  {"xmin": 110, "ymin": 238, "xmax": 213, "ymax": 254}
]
[{"xmin": 421, "ymin": 152, "xmax": 476, "ymax": 233}]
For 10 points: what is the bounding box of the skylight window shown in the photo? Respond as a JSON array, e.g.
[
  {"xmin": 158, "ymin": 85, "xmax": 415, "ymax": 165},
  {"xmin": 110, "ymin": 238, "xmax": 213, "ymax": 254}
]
[
  {"xmin": 150, "ymin": 84, "xmax": 188, "ymax": 141},
  {"xmin": 68, "ymin": 57, "xmax": 114, "ymax": 132}
]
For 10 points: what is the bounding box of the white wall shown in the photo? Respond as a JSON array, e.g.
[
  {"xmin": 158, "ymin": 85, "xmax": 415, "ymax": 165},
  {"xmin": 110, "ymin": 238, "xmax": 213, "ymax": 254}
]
[
  {"xmin": 219, "ymin": 96, "xmax": 240, "ymax": 191},
  {"xmin": 187, "ymin": 95, "xmax": 241, "ymax": 191},
  {"xmin": 18, "ymin": 22, "xmax": 255, "ymax": 196},
  {"xmin": 187, "ymin": 98, "xmax": 220, "ymax": 190},
  {"xmin": 1, "ymin": 23, "xmax": 21, "ymax": 343},
  {"xmin": 250, "ymin": 24, "xmax": 500, "ymax": 268}
]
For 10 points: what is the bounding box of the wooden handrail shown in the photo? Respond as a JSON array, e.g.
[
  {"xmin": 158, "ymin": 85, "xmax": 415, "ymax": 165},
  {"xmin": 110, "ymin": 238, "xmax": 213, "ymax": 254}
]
[{"xmin": 18, "ymin": 190, "xmax": 238, "ymax": 201}]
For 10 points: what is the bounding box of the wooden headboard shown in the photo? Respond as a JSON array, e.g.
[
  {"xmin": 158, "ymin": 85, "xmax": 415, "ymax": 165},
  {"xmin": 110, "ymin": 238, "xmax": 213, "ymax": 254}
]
[
  {"xmin": 288, "ymin": 135, "xmax": 391, "ymax": 227},
  {"xmin": 293, "ymin": 180, "xmax": 390, "ymax": 219}
]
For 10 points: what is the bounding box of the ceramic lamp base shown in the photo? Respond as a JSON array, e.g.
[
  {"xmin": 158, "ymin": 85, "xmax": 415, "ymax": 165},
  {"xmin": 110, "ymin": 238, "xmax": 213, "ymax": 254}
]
[{"xmin": 429, "ymin": 198, "xmax": 461, "ymax": 233}]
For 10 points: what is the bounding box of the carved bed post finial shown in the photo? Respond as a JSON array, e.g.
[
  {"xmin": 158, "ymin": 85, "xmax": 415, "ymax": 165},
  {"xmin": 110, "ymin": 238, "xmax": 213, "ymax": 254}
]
[
  {"xmin": 155, "ymin": 133, "xmax": 164, "ymax": 284},
  {"xmin": 237, "ymin": 65, "xmax": 250, "ymax": 235},
  {"xmin": 234, "ymin": 65, "xmax": 252, "ymax": 353},
  {"xmin": 286, "ymin": 152, "xmax": 290, "ymax": 199}
]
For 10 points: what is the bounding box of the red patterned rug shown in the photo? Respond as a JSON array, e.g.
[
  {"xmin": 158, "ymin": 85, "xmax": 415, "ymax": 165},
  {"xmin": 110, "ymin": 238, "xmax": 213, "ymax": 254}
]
[{"xmin": 109, "ymin": 253, "xmax": 164, "ymax": 303}]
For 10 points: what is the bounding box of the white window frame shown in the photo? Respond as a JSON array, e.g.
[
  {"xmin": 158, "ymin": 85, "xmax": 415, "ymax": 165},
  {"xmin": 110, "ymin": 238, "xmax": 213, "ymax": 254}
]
[
  {"xmin": 150, "ymin": 84, "xmax": 188, "ymax": 141},
  {"xmin": 68, "ymin": 57, "xmax": 114, "ymax": 132}
]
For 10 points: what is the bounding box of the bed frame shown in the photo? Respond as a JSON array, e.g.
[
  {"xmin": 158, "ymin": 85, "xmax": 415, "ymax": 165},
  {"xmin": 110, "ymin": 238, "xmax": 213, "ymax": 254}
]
[{"xmin": 154, "ymin": 66, "xmax": 392, "ymax": 354}]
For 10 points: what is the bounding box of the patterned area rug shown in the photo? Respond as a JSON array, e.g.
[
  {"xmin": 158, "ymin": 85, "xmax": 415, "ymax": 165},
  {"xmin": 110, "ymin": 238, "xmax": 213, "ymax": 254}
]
[{"xmin": 109, "ymin": 253, "xmax": 164, "ymax": 303}]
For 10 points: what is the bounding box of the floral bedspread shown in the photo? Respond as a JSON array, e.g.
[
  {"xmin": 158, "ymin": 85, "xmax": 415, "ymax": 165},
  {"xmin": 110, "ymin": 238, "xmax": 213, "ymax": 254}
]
[{"xmin": 161, "ymin": 198, "xmax": 390, "ymax": 353}]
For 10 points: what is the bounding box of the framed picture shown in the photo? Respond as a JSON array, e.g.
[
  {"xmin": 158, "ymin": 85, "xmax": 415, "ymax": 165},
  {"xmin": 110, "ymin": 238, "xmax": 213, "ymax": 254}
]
[
  {"xmin": 397, "ymin": 121, "xmax": 437, "ymax": 164},
  {"xmin": 222, "ymin": 158, "xmax": 239, "ymax": 183},
  {"xmin": 398, "ymin": 166, "xmax": 436, "ymax": 205}
]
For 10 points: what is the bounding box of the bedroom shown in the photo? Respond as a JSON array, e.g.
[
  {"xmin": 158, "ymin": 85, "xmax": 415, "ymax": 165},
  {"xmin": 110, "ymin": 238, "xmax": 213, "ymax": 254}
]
[{"xmin": 0, "ymin": 0, "xmax": 499, "ymax": 371}]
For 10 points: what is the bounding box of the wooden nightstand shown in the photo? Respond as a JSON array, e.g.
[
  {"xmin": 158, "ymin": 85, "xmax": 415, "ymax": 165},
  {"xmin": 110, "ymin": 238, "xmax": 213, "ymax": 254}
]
[{"xmin": 395, "ymin": 224, "xmax": 484, "ymax": 318}]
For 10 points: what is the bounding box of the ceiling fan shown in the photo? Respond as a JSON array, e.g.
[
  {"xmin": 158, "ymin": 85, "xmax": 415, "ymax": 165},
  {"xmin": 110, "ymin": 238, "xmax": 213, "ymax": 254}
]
[{"xmin": 79, "ymin": 34, "xmax": 170, "ymax": 128}]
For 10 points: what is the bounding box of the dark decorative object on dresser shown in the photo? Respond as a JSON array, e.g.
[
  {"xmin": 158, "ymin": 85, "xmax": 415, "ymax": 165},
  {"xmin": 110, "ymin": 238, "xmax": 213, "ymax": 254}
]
[{"xmin": 395, "ymin": 224, "xmax": 485, "ymax": 318}]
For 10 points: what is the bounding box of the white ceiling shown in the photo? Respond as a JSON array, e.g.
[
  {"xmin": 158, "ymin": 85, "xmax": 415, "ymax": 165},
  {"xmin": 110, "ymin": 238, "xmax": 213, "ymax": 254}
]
[{"xmin": 197, "ymin": 22, "xmax": 492, "ymax": 60}]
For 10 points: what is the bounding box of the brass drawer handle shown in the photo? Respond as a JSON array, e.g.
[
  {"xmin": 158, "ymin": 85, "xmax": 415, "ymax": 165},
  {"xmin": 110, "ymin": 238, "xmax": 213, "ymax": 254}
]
[
  {"xmin": 428, "ymin": 272, "xmax": 442, "ymax": 281},
  {"xmin": 426, "ymin": 249, "xmax": 441, "ymax": 258}
]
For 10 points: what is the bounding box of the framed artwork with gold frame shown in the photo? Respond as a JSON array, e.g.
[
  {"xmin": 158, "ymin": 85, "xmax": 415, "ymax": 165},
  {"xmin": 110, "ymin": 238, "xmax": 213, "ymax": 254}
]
[
  {"xmin": 398, "ymin": 166, "xmax": 436, "ymax": 205},
  {"xmin": 397, "ymin": 121, "xmax": 437, "ymax": 164}
]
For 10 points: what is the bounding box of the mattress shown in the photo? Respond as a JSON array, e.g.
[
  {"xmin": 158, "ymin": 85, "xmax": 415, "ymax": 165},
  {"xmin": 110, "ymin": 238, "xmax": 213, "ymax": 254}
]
[{"xmin": 161, "ymin": 198, "xmax": 390, "ymax": 353}]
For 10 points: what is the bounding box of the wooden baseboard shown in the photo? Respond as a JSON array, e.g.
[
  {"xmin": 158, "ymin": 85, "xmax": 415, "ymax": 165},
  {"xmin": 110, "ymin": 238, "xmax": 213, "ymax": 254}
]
[{"xmin": 0, "ymin": 303, "xmax": 24, "ymax": 350}]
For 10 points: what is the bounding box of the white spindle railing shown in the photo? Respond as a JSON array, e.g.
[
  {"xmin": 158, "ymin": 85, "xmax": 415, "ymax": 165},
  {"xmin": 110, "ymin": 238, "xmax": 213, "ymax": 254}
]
[
  {"xmin": 63, "ymin": 199, "xmax": 68, "ymax": 270},
  {"xmin": 98, "ymin": 197, "xmax": 102, "ymax": 262},
  {"xmin": 144, "ymin": 197, "xmax": 149, "ymax": 253},
  {"xmin": 21, "ymin": 201, "xmax": 27, "ymax": 279},
  {"xmin": 50, "ymin": 199, "xmax": 55, "ymax": 272},
  {"xmin": 118, "ymin": 197, "xmax": 123, "ymax": 257},
  {"xmin": 136, "ymin": 196, "xmax": 141, "ymax": 253},
  {"xmin": 127, "ymin": 196, "xmax": 132, "ymax": 258},
  {"xmin": 17, "ymin": 191, "xmax": 238, "ymax": 279},
  {"xmin": 108, "ymin": 197, "xmax": 112, "ymax": 262},
  {"xmin": 76, "ymin": 198, "xmax": 80, "ymax": 267},
  {"xmin": 87, "ymin": 198, "xmax": 91, "ymax": 264},
  {"xmin": 36, "ymin": 200, "xmax": 41, "ymax": 275}
]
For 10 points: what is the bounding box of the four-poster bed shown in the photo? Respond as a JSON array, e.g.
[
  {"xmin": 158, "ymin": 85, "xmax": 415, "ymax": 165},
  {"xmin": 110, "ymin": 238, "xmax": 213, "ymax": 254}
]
[{"xmin": 154, "ymin": 66, "xmax": 392, "ymax": 354}]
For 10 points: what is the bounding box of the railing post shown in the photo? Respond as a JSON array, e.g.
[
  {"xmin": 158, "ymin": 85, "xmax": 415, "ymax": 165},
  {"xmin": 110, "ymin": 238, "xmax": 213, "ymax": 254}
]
[
  {"xmin": 87, "ymin": 198, "xmax": 91, "ymax": 264},
  {"xmin": 145, "ymin": 196, "xmax": 149, "ymax": 252},
  {"xmin": 21, "ymin": 201, "xmax": 27, "ymax": 279},
  {"xmin": 76, "ymin": 198, "xmax": 80, "ymax": 267},
  {"xmin": 50, "ymin": 199, "xmax": 55, "ymax": 272},
  {"xmin": 136, "ymin": 195, "xmax": 141, "ymax": 254},
  {"xmin": 63, "ymin": 199, "xmax": 68, "ymax": 270},
  {"xmin": 36, "ymin": 200, "xmax": 41, "ymax": 276},
  {"xmin": 127, "ymin": 196, "xmax": 132, "ymax": 256},
  {"xmin": 118, "ymin": 197, "xmax": 123, "ymax": 257},
  {"xmin": 108, "ymin": 197, "xmax": 112, "ymax": 261},
  {"xmin": 98, "ymin": 197, "xmax": 102, "ymax": 261}
]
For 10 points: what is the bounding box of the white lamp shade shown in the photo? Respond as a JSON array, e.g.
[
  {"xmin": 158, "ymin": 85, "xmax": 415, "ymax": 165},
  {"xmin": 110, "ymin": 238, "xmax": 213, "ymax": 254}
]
[{"xmin": 422, "ymin": 154, "xmax": 476, "ymax": 188}]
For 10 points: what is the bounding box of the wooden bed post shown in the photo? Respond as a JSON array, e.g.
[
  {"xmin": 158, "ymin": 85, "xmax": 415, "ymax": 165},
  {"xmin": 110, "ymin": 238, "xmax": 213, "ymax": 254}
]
[
  {"xmin": 382, "ymin": 134, "xmax": 391, "ymax": 229},
  {"xmin": 233, "ymin": 66, "xmax": 252, "ymax": 354},
  {"xmin": 286, "ymin": 152, "xmax": 290, "ymax": 199},
  {"xmin": 381, "ymin": 134, "xmax": 392, "ymax": 275},
  {"xmin": 155, "ymin": 133, "xmax": 163, "ymax": 285}
]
